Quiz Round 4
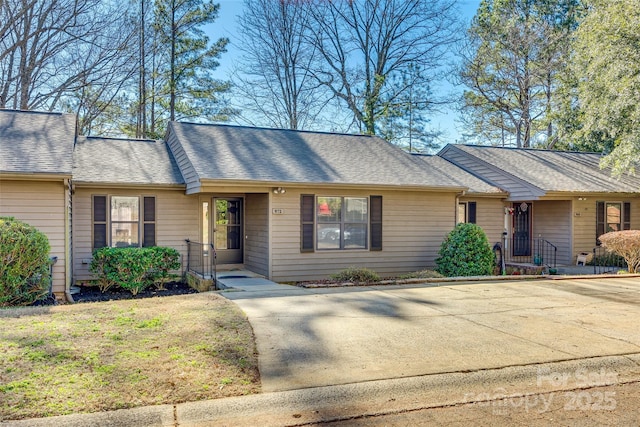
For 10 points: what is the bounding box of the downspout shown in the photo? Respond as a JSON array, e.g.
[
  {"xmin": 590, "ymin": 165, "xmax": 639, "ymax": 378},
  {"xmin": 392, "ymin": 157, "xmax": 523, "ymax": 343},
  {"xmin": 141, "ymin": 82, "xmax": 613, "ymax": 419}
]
[{"xmin": 64, "ymin": 179, "xmax": 74, "ymax": 303}]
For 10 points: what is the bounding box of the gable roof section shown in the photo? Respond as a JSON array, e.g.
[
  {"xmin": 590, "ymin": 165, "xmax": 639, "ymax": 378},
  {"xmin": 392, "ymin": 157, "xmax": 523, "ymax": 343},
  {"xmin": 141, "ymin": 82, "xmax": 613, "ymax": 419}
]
[
  {"xmin": 73, "ymin": 137, "xmax": 184, "ymax": 186},
  {"xmin": 438, "ymin": 144, "xmax": 640, "ymax": 200},
  {"xmin": 411, "ymin": 154, "xmax": 505, "ymax": 196},
  {"xmin": 166, "ymin": 122, "xmax": 467, "ymax": 193},
  {"xmin": 0, "ymin": 109, "xmax": 76, "ymax": 176}
]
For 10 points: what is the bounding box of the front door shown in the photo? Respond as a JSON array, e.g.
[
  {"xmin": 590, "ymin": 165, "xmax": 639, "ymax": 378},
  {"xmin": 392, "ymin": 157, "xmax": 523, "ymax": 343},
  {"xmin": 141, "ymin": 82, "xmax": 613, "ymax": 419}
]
[
  {"xmin": 512, "ymin": 202, "xmax": 532, "ymax": 256},
  {"xmin": 214, "ymin": 198, "xmax": 243, "ymax": 264}
]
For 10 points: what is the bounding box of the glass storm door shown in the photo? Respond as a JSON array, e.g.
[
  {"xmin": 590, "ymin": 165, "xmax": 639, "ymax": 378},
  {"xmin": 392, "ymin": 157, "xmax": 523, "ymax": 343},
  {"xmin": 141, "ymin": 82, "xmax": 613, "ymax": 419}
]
[
  {"xmin": 512, "ymin": 202, "xmax": 532, "ymax": 257},
  {"xmin": 214, "ymin": 198, "xmax": 243, "ymax": 264}
]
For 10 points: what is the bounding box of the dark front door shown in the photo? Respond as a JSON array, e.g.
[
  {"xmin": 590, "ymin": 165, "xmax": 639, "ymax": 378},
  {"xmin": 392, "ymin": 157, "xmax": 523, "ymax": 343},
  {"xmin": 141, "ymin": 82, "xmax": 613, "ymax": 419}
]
[
  {"xmin": 214, "ymin": 198, "xmax": 243, "ymax": 264},
  {"xmin": 512, "ymin": 202, "xmax": 532, "ymax": 256}
]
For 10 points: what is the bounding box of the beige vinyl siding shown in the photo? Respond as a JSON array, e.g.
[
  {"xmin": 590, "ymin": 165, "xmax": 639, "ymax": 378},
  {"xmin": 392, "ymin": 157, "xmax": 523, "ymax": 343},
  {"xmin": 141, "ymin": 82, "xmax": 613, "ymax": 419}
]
[
  {"xmin": 572, "ymin": 196, "xmax": 640, "ymax": 263},
  {"xmin": 533, "ymin": 200, "xmax": 572, "ymax": 265},
  {"xmin": 632, "ymin": 198, "xmax": 640, "ymax": 229},
  {"xmin": 572, "ymin": 197, "xmax": 597, "ymax": 262},
  {"xmin": 72, "ymin": 188, "xmax": 199, "ymax": 282},
  {"xmin": 268, "ymin": 189, "xmax": 457, "ymax": 282},
  {"xmin": 0, "ymin": 179, "xmax": 68, "ymax": 294},
  {"xmin": 244, "ymin": 193, "xmax": 269, "ymax": 276},
  {"xmin": 460, "ymin": 197, "xmax": 505, "ymax": 245}
]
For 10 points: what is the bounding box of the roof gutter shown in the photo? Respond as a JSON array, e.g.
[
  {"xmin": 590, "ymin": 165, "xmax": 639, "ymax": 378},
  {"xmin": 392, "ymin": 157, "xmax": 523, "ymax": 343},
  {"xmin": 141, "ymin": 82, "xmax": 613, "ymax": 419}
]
[
  {"xmin": 195, "ymin": 178, "xmax": 468, "ymax": 193},
  {"xmin": 0, "ymin": 172, "xmax": 72, "ymax": 181}
]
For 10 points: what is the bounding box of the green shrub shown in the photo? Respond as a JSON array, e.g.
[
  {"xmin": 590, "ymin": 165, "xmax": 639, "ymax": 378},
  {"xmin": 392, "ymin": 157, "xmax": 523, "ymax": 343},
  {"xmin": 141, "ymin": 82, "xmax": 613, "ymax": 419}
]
[
  {"xmin": 90, "ymin": 247, "xmax": 181, "ymax": 295},
  {"xmin": 435, "ymin": 223, "xmax": 495, "ymax": 277},
  {"xmin": 330, "ymin": 267, "xmax": 380, "ymax": 283},
  {"xmin": 146, "ymin": 247, "xmax": 181, "ymax": 290},
  {"xmin": 0, "ymin": 217, "xmax": 51, "ymax": 306}
]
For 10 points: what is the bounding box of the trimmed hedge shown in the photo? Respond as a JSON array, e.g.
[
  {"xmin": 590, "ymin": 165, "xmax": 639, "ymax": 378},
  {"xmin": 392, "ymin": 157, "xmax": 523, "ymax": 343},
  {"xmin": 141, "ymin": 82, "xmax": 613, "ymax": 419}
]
[
  {"xmin": 436, "ymin": 223, "xmax": 495, "ymax": 277},
  {"xmin": 0, "ymin": 217, "xmax": 51, "ymax": 306},
  {"xmin": 90, "ymin": 247, "xmax": 181, "ymax": 295}
]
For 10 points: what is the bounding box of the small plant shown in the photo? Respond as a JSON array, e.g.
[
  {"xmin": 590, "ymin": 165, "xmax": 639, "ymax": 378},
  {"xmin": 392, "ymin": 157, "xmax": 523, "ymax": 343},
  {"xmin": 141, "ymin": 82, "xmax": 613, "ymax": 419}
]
[
  {"xmin": 330, "ymin": 267, "xmax": 380, "ymax": 283},
  {"xmin": 0, "ymin": 217, "xmax": 51, "ymax": 306},
  {"xmin": 398, "ymin": 269, "xmax": 443, "ymax": 280},
  {"xmin": 598, "ymin": 230, "xmax": 639, "ymax": 273},
  {"xmin": 435, "ymin": 223, "xmax": 495, "ymax": 277}
]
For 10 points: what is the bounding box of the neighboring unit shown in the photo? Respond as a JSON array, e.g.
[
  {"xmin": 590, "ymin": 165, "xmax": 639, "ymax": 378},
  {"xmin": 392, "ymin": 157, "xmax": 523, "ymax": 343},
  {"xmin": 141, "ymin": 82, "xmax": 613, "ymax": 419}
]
[
  {"xmin": 0, "ymin": 110, "xmax": 75, "ymax": 297},
  {"xmin": 437, "ymin": 144, "xmax": 640, "ymax": 266}
]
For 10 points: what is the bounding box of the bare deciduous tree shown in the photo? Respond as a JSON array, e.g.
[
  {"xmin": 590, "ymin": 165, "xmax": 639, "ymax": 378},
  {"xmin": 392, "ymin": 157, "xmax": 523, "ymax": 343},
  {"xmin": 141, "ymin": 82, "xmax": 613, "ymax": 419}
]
[
  {"xmin": 233, "ymin": 0, "xmax": 328, "ymax": 130},
  {"xmin": 0, "ymin": 0, "xmax": 136, "ymax": 118},
  {"xmin": 305, "ymin": 0, "xmax": 461, "ymax": 136}
]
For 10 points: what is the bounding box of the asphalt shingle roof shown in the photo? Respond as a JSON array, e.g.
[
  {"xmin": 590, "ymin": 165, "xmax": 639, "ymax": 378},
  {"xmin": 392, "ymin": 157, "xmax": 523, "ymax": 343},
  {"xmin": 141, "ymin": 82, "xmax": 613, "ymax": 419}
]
[
  {"xmin": 0, "ymin": 109, "xmax": 76, "ymax": 175},
  {"xmin": 73, "ymin": 137, "xmax": 184, "ymax": 185},
  {"xmin": 167, "ymin": 122, "xmax": 466, "ymax": 190},
  {"xmin": 441, "ymin": 145, "xmax": 640, "ymax": 195},
  {"xmin": 411, "ymin": 154, "xmax": 505, "ymax": 195}
]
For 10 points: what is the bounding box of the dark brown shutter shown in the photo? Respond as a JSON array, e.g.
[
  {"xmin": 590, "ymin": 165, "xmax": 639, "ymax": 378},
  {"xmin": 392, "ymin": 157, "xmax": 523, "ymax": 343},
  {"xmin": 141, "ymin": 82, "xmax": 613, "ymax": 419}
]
[
  {"xmin": 143, "ymin": 196, "xmax": 156, "ymax": 247},
  {"xmin": 596, "ymin": 201, "xmax": 605, "ymax": 245},
  {"xmin": 301, "ymin": 195, "xmax": 314, "ymax": 252},
  {"xmin": 623, "ymin": 202, "xmax": 631, "ymax": 230},
  {"xmin": 143, "ymin": 224, "xmax": 156, "ymax": 247},
  {"xmin": 370, "ymin": 196, "xmax": 382, "ymax": 251},
  {"xmin": 468, "ymin": 202, "xmax": 477, "ymax": 224},
  {"xmin": 144, "ymin": 196, "xmax": 156, "ymax": 222},
  {"xmin": 93, "ymin": 195, "xmax": 107, "ymax": 249}
]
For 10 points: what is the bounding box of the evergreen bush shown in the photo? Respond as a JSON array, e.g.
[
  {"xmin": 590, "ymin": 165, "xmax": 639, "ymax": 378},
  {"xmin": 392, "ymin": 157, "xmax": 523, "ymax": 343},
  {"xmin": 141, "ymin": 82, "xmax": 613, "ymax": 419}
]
[
  {"xmin": 0, "ymin": 217, "xmax": 51, "ymax": 306},
  {"xmin": 435, "ymin": 223, "xmax": 495, "ymax": 277},
  {"xmin": 90, "ymin": 247, "xmax": 181, "ymax": 295}
]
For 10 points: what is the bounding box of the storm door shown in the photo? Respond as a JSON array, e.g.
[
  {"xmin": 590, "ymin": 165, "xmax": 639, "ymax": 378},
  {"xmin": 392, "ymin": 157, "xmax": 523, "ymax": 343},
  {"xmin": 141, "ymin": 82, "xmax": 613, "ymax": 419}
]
[
  {"xmin": 512, "ymin": 202, "xmax": 532, "ymax": 257},
  {"xmin": 214, "ymin": 198, "xmax": 243, "ymax": 264}
]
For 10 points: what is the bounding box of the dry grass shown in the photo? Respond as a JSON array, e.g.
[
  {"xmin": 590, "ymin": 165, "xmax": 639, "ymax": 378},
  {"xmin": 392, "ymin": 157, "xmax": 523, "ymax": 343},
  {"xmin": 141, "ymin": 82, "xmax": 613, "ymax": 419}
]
[{"xmin": 0, "ymin": 293, "xmax": 259, "ymax": 421}]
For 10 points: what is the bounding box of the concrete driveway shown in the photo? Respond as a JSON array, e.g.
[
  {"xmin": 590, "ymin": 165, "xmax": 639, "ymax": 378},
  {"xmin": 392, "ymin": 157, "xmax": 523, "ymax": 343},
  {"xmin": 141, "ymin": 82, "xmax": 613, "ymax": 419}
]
[{"xmin": 222, "ymin": 276, "xmax": 640, "ymax": 393}]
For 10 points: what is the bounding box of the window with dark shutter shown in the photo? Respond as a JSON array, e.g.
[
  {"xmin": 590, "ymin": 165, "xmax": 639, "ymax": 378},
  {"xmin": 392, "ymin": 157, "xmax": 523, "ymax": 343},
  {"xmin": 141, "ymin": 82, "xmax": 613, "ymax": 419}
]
[
  {"xmin": 93, "ymin": 195, "xmax": 108, "ymax": 249},
  {"xmin": 143, "ymin": 196, "xmax": 156, "ymax": 247},
  {"xmin": 370, "ymin": 195, "xmax": 382, "ymax": 251},
  {"xmin": 623, "ymin": 202, "xmax": 631, "ymax": 230},
  {"xmin": 468, "ymin": 202, "xmax": 477, "ymax": 224},
  {"xmin": 596, "ymin": 201, "xmax": 605, "ymax": 245},
  {"xmin": 300, "ymin": 195, "xmax": 314, "ymax": 252}
]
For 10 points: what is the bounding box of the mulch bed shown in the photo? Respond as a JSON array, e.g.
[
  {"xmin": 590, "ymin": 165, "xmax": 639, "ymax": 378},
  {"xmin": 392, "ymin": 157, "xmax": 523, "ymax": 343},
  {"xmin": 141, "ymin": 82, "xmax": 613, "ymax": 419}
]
[{"xmin": 73, "ymin": 281, "xmax": 198, "ymax": 303}]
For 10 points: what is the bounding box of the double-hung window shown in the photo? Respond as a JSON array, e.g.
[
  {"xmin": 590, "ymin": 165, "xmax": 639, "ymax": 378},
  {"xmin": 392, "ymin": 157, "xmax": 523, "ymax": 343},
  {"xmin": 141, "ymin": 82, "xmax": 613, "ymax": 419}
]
[
  {"xmin": 93, "ymin": 195, "xmax": 156, "ymax": 249},
  {"xmin": 301, "ymin": 195, "xmax": 382, "ymax": 252},
  {"xmin": 596, "ymin": 201, "xmax": 631, "ymax": 244},
  {"xmin": 457, "ymin": 201, "xmax": 477, "ymax": 224}
]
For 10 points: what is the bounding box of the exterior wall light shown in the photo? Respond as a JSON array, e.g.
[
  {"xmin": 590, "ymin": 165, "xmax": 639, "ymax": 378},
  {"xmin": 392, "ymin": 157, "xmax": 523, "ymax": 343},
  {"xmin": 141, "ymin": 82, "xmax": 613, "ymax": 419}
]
[{"xmin": 273, "ymin": 187, "xmax": 286, "ymax": 194}]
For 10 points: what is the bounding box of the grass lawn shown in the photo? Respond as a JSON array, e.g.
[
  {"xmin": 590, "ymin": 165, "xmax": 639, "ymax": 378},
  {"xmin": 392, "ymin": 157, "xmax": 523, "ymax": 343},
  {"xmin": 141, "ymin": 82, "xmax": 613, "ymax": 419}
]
[{"xmin": 0, "ymin": 293, "xmax": 259, "ymax": 421}]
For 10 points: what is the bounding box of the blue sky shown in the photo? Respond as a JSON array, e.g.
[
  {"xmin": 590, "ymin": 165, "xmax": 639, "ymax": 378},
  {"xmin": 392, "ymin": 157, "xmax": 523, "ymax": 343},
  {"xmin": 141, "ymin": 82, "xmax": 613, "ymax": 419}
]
[{"xmin": 207, "ymin": 0, "xmax": 482, "ymax": 147}]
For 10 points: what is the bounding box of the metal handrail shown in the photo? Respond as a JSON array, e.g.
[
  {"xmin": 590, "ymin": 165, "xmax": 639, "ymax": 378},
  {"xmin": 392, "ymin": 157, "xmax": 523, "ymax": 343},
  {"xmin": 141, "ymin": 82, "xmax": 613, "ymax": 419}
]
[
  {"xmin": 534, "ymin": 238, "xmax": 557, "ymax": 270},
  {"xmin": 185, "ymin": 240, "xmax": 217, "ymax": 289}
]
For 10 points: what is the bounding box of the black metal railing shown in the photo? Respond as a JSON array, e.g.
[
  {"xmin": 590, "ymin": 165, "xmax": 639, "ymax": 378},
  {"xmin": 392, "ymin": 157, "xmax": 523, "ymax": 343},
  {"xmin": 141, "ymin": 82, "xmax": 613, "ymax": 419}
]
[
  {"xmin": 534, "ymin": 238, "xmax": 557, "ymax": 270},
  {"xmin": 503, "ymin": 236, "xmax": 557, "ymax": 270},
  {"xmin": 185, "ymin": 240, "xmax": 217, "ymax": 284},
  {"xmin": 592, "ymin": 246, "xmax": 627, "ymax": 274}
]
